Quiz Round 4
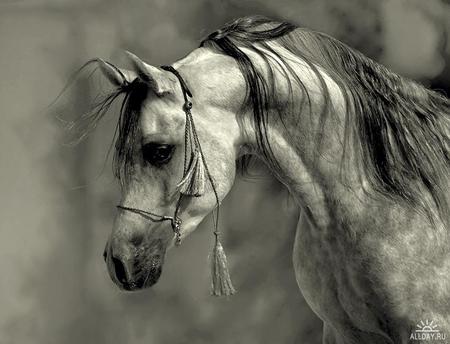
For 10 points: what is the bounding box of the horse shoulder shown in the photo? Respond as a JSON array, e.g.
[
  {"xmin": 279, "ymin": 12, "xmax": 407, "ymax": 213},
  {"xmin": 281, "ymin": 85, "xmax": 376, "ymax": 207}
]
[
  {"xmin": 293, "ymin": 198, "xmax": 450, "ymax": 343},
  {"xmin": 351, "ymin": 201, "xmax": 450, "ymax": 336},
  {"xmin": 293, "ymin": 209, "xmax": 396, "ymax": 343}
]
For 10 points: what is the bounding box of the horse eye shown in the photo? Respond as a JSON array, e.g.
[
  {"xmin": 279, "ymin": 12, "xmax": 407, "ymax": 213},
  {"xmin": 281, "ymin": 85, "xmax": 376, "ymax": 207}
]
[{"xmin": 142, "ymin": 143, "xmax": 175, "ymax": 166}]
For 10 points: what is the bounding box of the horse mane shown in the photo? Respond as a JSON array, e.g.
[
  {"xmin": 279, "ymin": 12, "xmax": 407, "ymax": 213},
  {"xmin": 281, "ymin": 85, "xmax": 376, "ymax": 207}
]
[
  {"xmin": 200, "ymin": 15, "xmax": 450, "ymax": 224},
  {"xmin": 74, "ymin": 16, "xmax": 449, "ymax": 224}
]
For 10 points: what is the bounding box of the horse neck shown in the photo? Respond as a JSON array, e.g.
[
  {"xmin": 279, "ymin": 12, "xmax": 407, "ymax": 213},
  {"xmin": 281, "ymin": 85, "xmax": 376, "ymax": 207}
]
[
  {"xmin": 180, "ymin": 47, "xmax": 365, "ymax": 228},
  {"xmin": 254, "ymin": 62, "xmax": 364, "ymax": 229}
]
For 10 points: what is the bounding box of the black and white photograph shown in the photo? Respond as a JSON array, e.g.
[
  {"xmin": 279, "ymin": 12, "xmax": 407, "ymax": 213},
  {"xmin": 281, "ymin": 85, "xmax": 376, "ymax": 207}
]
[{"xmin": 1, "ymin": 0, "xmax": 449, "ymax": 343}]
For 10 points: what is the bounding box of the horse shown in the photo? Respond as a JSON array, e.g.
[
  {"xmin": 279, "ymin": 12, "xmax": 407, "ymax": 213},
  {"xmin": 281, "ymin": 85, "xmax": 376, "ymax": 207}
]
[{"xmin": 76, "ymin": 16, "xmax": 449, "ymax": 344}]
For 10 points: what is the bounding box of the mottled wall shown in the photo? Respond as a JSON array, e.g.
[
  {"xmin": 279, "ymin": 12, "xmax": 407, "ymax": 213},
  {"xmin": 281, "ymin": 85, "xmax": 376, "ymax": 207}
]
[{"xmin": 0, "ymin": 1, "xmax": 449, "ymax": 343}]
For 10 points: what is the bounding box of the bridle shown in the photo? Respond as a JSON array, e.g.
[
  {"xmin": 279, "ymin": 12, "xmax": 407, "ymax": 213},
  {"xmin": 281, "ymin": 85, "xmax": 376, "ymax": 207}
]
[
  {"xmin": 113, "ymin": 61, "xmax": 234, "ymax": 296},
  {"xmin": 116, "ymin": 204, "xmax": 182, "ymax": 244},
  {"xmin": 116, "ymin": 65, "xmax": 220, "ymax": 246}
]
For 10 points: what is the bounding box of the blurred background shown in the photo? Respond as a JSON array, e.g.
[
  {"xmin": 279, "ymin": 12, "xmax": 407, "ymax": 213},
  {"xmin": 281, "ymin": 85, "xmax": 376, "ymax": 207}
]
[{"xmin": 0, "ymin": 0, "xmax": 449, "ymax": 343}]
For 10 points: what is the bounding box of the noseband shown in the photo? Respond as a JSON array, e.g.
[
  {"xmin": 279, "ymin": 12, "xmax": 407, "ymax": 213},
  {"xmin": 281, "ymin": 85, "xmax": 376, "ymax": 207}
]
[
  {"xmin": 116, "ymin": 204, "xmax": 182, "ymax": 244},
  {"xmin": 117, "ymin": 65, "xmax": 218, "ymax": 246}
]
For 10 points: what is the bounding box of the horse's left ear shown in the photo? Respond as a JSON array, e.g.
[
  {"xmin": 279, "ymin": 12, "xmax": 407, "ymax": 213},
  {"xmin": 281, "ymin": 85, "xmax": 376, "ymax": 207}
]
[
  {"xmin": 97, "ymin": 58, "xmax": 136, "ymax": 86},
  {"xmin": 125, "ymin": 51, "xmax": 175, "ymax": 96}
]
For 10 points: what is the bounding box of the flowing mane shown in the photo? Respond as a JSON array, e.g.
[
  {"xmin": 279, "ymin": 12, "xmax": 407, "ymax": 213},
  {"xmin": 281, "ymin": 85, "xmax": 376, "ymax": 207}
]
[
  {"xmin": 200, "ymin": 15, "xmax": 450, "ymax": 224},
  {"xmin": 77, "ymin": 15, "xmax": 449, "ymax": 224}
]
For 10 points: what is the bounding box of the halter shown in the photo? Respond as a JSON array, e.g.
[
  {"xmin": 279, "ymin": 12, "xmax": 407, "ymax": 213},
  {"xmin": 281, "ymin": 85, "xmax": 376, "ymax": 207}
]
[
  {"xmin": 115, "ymin": 62, "xmax": 234, "ymax": 296},
  {"xmin": 116, "ymin": 204, "xmax": 182, "ymax": 244},
  {"xmin": 117, "ymin": 65, "xmax": 219, "ymax": 247}
]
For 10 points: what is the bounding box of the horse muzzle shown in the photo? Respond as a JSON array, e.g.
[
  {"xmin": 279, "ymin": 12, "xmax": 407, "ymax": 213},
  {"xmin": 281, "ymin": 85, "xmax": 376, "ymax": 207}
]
[{"xmin": 104, "ymin": 241, "xmax": 165, "ymax": 291}]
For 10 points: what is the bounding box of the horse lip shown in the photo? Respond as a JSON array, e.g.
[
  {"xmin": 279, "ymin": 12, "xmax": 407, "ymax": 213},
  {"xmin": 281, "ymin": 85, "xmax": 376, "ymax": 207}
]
[
  {"xmin": 142, "ymin": 265, "xmax": 163, "ymax": 288},
  {"xmin": 121, "ymin": 282, "xmax": 140, "ymax": 291},
  {"xmin": 120, "ymin": 265, "xmax": 163, "ymax": 291}
]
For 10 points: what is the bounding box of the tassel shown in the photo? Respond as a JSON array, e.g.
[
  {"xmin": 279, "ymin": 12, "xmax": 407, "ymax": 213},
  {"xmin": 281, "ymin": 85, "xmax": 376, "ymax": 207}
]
[
  {"xmin": 210, "ymin": 232, "xmax": 236, "ymax": 296},
  {"xmin": 177, "ymin": 149, "xmax": 207, "ymax": 197}
]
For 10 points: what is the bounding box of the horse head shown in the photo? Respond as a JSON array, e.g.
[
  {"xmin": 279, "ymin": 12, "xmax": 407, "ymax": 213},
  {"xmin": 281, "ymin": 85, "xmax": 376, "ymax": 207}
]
[{"xmin": 99, "ymin": 50, "xmax": 245, "ymax": 291}]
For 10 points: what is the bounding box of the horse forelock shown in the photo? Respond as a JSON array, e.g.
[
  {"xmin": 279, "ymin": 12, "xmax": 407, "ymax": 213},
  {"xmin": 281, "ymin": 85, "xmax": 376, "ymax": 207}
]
[
  {"xmin": 200, "ymin": 15, "xmax": 450, "ymax": 226},
  {"xmin": 70, "ymin": 64, "xmax": 152, "ymax": 185}
]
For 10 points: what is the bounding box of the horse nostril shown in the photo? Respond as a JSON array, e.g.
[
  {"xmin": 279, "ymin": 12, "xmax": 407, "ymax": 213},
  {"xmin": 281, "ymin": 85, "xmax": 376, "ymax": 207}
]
[
  {"xmin": 112, "ymin": 257, "xmax": 128, "ymax": 284},
  {"xmin": 103, "ymin": 249, "xmax": 107, "ymax": 262},
  {"xmin": 129, "ymin": 233, "xmax": 144, "ymax": 247}
]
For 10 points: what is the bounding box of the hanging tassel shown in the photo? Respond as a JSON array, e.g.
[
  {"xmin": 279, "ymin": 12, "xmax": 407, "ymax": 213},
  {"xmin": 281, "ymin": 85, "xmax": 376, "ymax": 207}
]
[
  {"xmin": 210, "ymin": 232, "xmax": 236, "ymax": 296},
  {"xmin": 177, "ymin": 149, "xmax": 207, "ymax": 197}
]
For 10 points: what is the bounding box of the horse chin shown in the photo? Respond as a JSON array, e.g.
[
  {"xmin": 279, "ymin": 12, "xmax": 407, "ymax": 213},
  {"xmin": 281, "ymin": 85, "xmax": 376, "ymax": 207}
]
[
  {"xmin": 120, "ymin": 267, "xmax": 162, "ymax": 291},
  {"xmin": 120, "ymin": 263, "xmax": 163, "ymax": 291}
]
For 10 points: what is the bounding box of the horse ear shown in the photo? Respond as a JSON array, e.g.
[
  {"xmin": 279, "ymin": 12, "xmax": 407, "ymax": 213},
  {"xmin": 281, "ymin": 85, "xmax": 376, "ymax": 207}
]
[
  {"xmin": 97, "ymin": 58, "xmax": 136, "ymax": 86},
  {"xmin": 125, "ymin": 51, "xmax": 175, "ymax": 95}
]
